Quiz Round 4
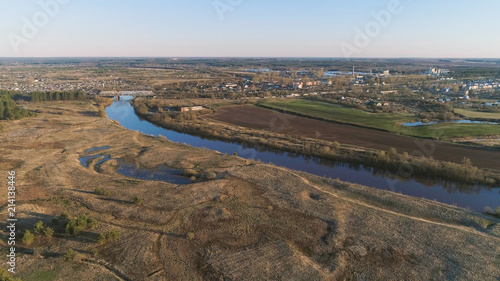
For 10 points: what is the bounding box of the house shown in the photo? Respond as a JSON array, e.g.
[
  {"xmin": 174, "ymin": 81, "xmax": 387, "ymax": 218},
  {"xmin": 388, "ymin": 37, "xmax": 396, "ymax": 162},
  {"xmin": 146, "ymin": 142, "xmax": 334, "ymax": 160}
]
[
  {"xmin": 380, "ymin": 90, "xmax": 396, "ymax": 95},
  {"xmin": 180, "ymin": 106, "xmax": 204, "ymax": 112}
]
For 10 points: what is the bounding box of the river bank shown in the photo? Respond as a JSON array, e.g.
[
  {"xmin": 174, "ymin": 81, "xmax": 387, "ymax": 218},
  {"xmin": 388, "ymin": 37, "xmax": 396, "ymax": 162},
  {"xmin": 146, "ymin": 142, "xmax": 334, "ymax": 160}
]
[
  {"xmin": 1, "ymin": 100, "xmax": 499, "ymax": 280},
  {"xmin": 132, "ymin": 99, "xmax": 500, "ymax": 189}
]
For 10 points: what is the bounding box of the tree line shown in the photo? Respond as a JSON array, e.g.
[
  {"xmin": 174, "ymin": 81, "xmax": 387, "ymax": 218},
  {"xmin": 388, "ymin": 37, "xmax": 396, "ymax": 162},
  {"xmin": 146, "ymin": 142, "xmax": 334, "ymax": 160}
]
[
  {"xmin": 30, "ymin": 90, "xmax": 87, "ymax": 102},
  {"xmin": 0, "ymin": 90, "xmax": 34, "ymax": 120}
]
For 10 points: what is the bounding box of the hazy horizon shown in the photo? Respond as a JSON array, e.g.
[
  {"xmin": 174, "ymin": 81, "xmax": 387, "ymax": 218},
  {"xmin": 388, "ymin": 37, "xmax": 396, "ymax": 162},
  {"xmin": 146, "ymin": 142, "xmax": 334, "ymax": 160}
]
[{"xmin": 1, "ymin": 0, "xmax": 500, "ymax": 58}]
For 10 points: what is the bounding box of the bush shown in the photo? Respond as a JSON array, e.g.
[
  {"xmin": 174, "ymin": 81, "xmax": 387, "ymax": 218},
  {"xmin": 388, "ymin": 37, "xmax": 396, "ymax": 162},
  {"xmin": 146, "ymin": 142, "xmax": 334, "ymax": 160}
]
[
  {"xmin": 485, "ymin": 206, "xmax": 494, "ymax": 215},
  {"xmin": 478, "ymin": 219, "xmax": 494, "ymax": 229},
  {"xmin": 133, "ymin": 197, "xmax": 143, "ymax": 205},
  {"xmin": 95, "ymin": 188, "xmax": 111, "ymax": 196},
  {"xmin": 64, "ymin": 248, "xmax": 76, "ymax": 261},
  {"xmin": 97, "ymin": 230, "xmax": 120, "ymax": 244},
  {"xmin": 22, "ymin": 230, "xmax": 35, "ymax": 245},
  {"xmin": 182, "ymin": 169, "xmax": 198, "ymax": 177},
  {"xmin": 107, "ymin": 230, "xmax": 120, "ymax": 242},
  {"xmin": 187, "ymin": 232, "xmax": 195, "ymax": 240},
  {"xmin": 65, "ymin": 214, "xmax": 97, "ymax": 235},
  {"xmin": 33, "ymin": 221, "xmax": 53, "ymax": 237},
  {"xmin": 43, "ymin": 227, "xmax": 54, "ymax": 238},
  {"xmin": 97, "ymin": 233, "xmax": 107, "ymax": 244},
  {"xmin": 388, "ymin": 147, "xmax": 398, "ymax": 157},
  {"xmin": 34, "ymin": 221, "xmax": 45, "ymax": 235},
  {"xmin": 60, "ymin": 211, "xmax": 70, "ymax": 220},
  {"xmin": 202, "ymin": 171, "xmax": 217, "ymax": 181}
]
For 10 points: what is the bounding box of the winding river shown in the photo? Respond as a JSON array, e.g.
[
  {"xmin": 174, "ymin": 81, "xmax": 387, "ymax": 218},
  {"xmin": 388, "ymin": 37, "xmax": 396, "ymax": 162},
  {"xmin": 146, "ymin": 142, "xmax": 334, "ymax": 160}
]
[{"xmin": 105, "ymin": 97, "xmax": 499, "ymax": 212}]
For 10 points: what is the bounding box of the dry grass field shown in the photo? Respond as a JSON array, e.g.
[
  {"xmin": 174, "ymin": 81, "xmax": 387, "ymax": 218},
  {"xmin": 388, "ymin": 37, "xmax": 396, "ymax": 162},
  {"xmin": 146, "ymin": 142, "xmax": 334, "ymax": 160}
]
[{"xmin": 0, "ymin": 101, "xmax": 499, "ymax": 280}]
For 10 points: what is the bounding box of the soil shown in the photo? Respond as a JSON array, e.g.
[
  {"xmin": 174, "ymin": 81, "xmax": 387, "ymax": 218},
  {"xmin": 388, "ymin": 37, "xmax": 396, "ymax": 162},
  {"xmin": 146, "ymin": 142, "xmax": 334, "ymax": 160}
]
[{"xmin": 209, "ymin": 105, "xmax": 500, "ymax": 170}]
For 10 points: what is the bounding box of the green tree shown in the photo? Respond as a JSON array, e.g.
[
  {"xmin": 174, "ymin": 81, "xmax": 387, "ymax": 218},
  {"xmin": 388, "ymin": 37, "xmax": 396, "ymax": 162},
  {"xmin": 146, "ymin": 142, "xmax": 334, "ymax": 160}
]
[
  {"xmin": 0, "ymin": 101, "xmax": 5, "ymax": 119},
  {"xmin": 21, "ymin": 230, "xmax": 35, "ymax": 245},
  {"xmin": 64, "ymin": 248, "xmax": 76, "ymax": 261},
  {"xmin": 33, "ymin": 221, "xmax": 45, "ymax": 235}
]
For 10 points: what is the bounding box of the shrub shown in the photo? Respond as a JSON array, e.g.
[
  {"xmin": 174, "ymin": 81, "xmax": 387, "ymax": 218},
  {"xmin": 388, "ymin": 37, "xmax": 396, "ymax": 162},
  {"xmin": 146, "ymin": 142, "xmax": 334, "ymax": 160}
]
[
  {"xmin": 484, "ymin": 206, "xmax": 494, "ymax": 215},
  {"xmin": 22, "ymin": 230, "xmax": 35, "ymax": 245},
  {"xmin": 97, "ymin": 233, "xmax": 107, "ymax": 244},
  {"xmin": 182, "ymin": 169, "xmax": 198, "ymax": 177},
  {"xmin": 34, "ymin": 221, "xmax": 45, "ymax": 235},
  {"xmin": 202, "ymin": 171, "xmax": 217, "ymax": 181},
  {"xmin": 60, "ymin": 211, "xmax": 70, "ymax": 220},
  {"xmin": 43, "ymin": 227, "xmax": 54, "ymax": 238},
  {"xmin": 64, "ymin": 248, "xmax": 76, "ymax": 261},
  {"xmin": 378, "ymin": 151, "xmax": 386, "ymax": 159},
  {"xmin": 97, "ymin": 230, "xmax": 120, "ymax": 244},
  {"xmin": 94, "ymin": 188, "xmax": 111, "ymax": 196},
  {"xmin": 332, "ymin": 141, "xmax": 341, "ymax": 150},
  {"xmin": 65, "ymin": 214, "xmax": 97, "ymax": 235},
  {"xmin": 133, "ymin": 197, "xmax": 143, "ymax": 205},
  {"xmin": 187, "ymin": 232, "xmax": 195, "ymax": 240},
  {"xmin": 388, "ymin": 147, "xmax": 398, "ymax": 157},
  {"xmin": 106, "ymin": 230, "xmax": 120, "ymax": 242},
  {"xmin": 478, "ymin": 219, "xmax": 494, "ymax": 229}
]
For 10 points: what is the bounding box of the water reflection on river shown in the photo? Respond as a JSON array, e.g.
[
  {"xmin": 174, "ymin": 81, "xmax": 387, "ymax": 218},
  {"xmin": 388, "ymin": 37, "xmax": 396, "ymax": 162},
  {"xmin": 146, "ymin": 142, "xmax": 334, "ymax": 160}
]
[{"xmin": 105, "ymin": 97, "xmax": 499, "ymax": 212}]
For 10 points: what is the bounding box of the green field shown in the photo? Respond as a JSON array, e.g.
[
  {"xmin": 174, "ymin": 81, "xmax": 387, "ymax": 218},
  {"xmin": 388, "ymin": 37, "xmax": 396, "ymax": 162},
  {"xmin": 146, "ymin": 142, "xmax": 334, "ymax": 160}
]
[
  {"xmin": 454, "ymin": 108, "xmax": 500, "ymax": 120},
  {"xmin": 259, "ymin": 99, "xmax": 413, "ymax": 131},
  {"xmin": 399, "ymin": 123, "xmax": 500, "ymax": 139},
  {"xmin": 260, "ymin": 99, "xmax": 500, "ymax": 140}
]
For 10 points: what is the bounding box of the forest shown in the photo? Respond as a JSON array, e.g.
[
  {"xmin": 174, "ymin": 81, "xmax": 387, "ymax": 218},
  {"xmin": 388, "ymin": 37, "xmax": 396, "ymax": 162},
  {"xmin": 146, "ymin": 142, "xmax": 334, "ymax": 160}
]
[{"xmin": 0, "ymin": 90, "xmax": 34, "ymax": 120}]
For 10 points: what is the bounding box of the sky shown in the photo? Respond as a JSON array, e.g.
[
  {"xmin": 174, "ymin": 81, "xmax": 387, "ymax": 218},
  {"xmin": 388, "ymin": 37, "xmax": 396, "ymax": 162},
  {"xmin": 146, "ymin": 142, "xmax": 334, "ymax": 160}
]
[{"xmin": 0, "ymin": 0, "xmax": 499, "ymax": 58}]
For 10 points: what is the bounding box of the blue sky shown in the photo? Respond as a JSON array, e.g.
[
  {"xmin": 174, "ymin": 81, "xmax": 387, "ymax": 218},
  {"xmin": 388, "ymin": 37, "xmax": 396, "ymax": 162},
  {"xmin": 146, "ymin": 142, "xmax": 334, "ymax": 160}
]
[{"xmin": 1, "ymin": 0, "xmax": 499, "ymax": 58}]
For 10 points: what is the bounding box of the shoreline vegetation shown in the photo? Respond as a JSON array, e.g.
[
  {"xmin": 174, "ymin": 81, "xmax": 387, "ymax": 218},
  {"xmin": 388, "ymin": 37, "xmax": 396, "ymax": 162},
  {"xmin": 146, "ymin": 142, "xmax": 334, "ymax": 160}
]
[{"xmin": 132, "ymin": 98, "xmax": 500, "ymax": 187}]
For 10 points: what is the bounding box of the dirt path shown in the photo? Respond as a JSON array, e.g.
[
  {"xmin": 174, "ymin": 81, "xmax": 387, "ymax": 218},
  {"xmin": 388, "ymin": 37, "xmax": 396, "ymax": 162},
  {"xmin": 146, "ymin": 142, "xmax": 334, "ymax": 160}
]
[
  {"xmin": 272, "ymin": 165, "xmax": 500, "ymax": 242},
  {"xmin": 209, "ymin": 105, "xmax": 500, "ymax": 170}
]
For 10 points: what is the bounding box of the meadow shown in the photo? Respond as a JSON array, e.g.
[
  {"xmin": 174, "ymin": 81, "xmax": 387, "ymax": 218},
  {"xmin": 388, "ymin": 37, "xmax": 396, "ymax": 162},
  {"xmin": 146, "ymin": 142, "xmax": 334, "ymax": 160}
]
[{"xmin": 260, "ymin": 99, "xmax": 500, "ymax": 140}]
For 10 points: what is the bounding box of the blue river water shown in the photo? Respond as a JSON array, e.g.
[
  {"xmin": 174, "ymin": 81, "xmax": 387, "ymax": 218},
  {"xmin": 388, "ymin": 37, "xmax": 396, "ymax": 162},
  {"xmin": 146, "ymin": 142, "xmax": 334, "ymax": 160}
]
[{"xmin": 105, "ymin": 97, "xmax": 499, "ymax": 212}]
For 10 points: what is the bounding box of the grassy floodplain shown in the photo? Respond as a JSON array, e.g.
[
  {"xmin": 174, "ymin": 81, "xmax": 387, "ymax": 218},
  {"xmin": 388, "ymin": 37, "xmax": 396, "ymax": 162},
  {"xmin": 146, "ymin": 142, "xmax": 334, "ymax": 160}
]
[
  {"xmin": 1, "ymin": 100, "xmax": 499, "ymax": 280},
  {"xmin": 454, "ymin": 108, "xmax": 500, "ymax": 120},
  {"xmin": 259, "ymin": 99, "xmax": 500, "ymax": 140}
]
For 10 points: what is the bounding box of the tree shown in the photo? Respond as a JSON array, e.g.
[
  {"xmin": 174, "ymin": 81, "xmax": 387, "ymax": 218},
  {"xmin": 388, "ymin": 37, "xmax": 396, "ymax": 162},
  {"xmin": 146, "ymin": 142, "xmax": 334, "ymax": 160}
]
[
  {"xmin": 34, "ymin": 221, "xmax": 45, "ymax": 235},
  {"xmin": 64, "ymin": 248, "xmax": 76, "ymax": 261},
  {"xmin": 461, "ymin": 157, "xmax": 472, "ymax": 167},
  {"xmin": 0, "ymin": 101, "xmax": 4, "ymax": 119},
  {"xmin": 22, "ymin": 230, "xmax": 35, "ymax": 245},
  {"xmin": 389, "ymin": 147, "xmax": 398, "ymax": 157}
]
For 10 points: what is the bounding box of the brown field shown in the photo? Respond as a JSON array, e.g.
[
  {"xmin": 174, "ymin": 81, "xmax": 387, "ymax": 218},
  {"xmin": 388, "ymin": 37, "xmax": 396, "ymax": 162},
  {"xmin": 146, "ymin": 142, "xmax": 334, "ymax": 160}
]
[
  {"xmin": 209, "ymin": 105, "xmax": 500, "ymax": 170},
  {"xmin": 0, "ymin": 101, "xmax": 499, "ymax": 280}
]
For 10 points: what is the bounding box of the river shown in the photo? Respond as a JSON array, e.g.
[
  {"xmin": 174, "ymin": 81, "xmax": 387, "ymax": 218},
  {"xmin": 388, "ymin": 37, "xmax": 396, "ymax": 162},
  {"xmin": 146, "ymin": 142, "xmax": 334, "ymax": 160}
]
[{"xmin": 105, "ymin": 97, "xmax": 499, "ymax": 212}]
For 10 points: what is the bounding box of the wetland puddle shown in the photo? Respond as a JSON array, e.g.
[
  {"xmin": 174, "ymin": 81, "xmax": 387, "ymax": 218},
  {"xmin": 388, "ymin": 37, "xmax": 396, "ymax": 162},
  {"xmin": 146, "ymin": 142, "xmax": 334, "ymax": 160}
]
[{"xmin": 79, "ymin": 147, "xmax": 190, "ymax": 185}]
